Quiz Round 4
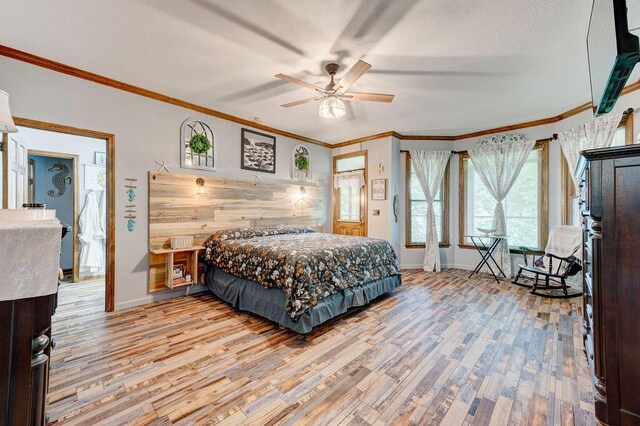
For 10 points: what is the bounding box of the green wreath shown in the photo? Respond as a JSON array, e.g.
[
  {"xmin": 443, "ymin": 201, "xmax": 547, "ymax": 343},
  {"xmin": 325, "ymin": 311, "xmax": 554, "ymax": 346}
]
[
  {"xmin": 295, "ymin": 155, "xmax": 309, "ymax": 171},
  {"xmin": 189, "ymin": 134, "xmax": 211, "ymax": 155}
]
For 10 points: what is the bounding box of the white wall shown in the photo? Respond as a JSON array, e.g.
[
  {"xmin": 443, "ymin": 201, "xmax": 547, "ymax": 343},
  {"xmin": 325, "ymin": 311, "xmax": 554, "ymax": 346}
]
[
  {"xmin": 0, "ymin": 57, "xmax": 333, "ymax": 310},
  {"xmin": 5, "ymin": 54, "xmax": 640, "ymax": 303},
  {"xmin": 333, "ymin": 136, "xmax": 402, "ymax": 254}
]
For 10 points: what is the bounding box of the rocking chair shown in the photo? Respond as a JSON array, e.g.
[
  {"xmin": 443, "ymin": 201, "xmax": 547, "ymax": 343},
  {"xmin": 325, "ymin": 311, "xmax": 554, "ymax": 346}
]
[{"xmin": 511, "ymin": 226, "xmax": 583, "ymax": 298}]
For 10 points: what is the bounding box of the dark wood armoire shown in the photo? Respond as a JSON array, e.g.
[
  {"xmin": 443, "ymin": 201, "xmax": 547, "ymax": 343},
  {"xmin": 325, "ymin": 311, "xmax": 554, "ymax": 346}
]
[{"xmin": 577, "ymin": 144, "xmax": 640, "ymax": 425}]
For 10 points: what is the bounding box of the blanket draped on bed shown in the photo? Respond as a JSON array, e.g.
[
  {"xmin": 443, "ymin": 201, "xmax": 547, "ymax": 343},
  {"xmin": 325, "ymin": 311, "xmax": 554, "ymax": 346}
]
[{"xmin": 203, "ymin": 226, "xmax": 400, "ymax": 321}]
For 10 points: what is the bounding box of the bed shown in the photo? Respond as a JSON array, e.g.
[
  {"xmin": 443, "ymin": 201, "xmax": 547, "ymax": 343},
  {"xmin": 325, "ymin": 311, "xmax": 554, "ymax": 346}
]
[{"xmin": 202, "ymin": 225, "xmax": 401, "ymax": 333}]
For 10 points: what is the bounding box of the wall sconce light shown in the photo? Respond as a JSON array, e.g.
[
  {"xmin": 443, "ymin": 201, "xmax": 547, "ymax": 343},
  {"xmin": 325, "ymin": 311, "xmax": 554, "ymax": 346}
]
[
  {"xmin": 298, "ymin": 186, "xmax": 307, "ymax": 201},
  {"xmin": 196, "ymin": 177, "xmax": 206, "ymax": 195}
]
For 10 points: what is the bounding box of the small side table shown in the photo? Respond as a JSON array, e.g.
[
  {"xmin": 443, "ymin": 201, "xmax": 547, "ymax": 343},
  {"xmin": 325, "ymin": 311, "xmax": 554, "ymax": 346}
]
[
  {"xmin": 150, "ymin": 246, "xmax": 204, "ymax": 289},
  {"xmin": 465, "ymin": 234, "xmax": 508, "ymax": 284}
]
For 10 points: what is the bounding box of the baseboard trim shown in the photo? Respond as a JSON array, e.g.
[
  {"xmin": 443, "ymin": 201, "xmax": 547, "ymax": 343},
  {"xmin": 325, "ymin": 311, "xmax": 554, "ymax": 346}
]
[
  {"xmin": 116, "ymin": 263, "xmax": 481, "ymax": 310},
  {"xmin": 400, "ymin": 264, "xmax": 423, "ymax": 270},
  {"xmin": 400, "ymin": 264, "xmax": 475, "ymax": 271},
  {"xmin": 115, "ymin": 284, "xmax": 209, "ymax": 311}
]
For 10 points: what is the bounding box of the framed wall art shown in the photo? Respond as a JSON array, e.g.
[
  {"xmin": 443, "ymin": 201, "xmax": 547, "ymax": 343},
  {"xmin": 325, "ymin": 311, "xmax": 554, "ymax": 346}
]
[
  {"xmin": 241, "ymin": 128, "xmax": 276, "ymax": 174},
  {"xmin": 371, "ymin": 178, "xmax": 387, "ymax": 200},
  {"xmin": 292, "ymin": 144, "xmax": 311, "ymax": 180},
  {"xmin": 180, "ymin": 118, "xmax": 216, "ymax": 172},
  {"xmin": 94, "ymin": 151, "xmax": 106, "ymax": 166},
  {"xmin": 84, "ymin": 164, "xmax": 106, "ymax": 191}
]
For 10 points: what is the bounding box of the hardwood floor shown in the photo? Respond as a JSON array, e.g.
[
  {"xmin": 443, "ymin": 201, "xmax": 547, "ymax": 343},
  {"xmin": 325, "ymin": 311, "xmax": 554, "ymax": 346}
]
[
  {"xmin": 55, "ymin": 279, "xmax": 105, "ymax": 319},
  {"xmin": 47, "ymin": 269, "xmax": 596, "ymax": 425}
]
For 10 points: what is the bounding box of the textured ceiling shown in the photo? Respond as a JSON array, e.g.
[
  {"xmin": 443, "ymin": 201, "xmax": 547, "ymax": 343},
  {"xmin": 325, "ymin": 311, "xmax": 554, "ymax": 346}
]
[{"xmin": 1, "ymin": 0, "xmax": 634, "ymax": 143}]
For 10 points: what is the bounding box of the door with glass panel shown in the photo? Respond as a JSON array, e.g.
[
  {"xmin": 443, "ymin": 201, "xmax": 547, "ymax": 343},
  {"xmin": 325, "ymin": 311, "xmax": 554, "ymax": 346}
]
[{"xmin": 333, "ymin": 151, "xmax": 367, "ymax": 236}]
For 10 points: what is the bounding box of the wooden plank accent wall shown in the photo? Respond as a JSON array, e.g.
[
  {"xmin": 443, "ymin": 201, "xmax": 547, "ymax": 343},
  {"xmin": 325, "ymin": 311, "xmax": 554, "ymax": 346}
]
[{"xmin": 148, "ymin": 171, "xmax": 325, "ymax": 291}]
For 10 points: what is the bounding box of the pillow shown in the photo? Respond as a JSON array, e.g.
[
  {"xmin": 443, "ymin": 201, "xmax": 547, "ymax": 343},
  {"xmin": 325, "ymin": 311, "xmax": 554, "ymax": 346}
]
[{"xmin": 206, "ymin": 225, "xmax": 315, "ymax": 245}]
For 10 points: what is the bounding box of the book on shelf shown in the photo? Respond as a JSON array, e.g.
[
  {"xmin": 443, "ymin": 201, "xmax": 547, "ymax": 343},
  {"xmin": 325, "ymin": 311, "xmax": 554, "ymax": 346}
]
[
  {"xmin": 172, "ymin": 264, "xmax": 186, "ymax": 280},
  {"xmin": 172, "ymin": 277, "xmax": 188, "ymax": 285}
]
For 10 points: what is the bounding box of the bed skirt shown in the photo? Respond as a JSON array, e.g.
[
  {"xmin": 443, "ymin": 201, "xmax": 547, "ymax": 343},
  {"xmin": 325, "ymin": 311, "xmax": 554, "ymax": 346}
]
[{"xmin": 205, "ymin": 267, "xmax": 402, "ymax": 334}]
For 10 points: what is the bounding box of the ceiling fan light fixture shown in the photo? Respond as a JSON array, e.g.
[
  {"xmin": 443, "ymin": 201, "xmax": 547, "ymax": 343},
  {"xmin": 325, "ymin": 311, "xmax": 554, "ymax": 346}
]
[{"xmin": 318, "ymin": 95, "xmax": 346, "ymax": 119}]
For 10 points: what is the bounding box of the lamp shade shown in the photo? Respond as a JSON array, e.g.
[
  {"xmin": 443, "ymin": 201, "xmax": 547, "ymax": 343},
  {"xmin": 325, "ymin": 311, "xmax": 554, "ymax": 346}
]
[
  {"xmin": 318, "ymin": 96, "xmax": 346, "ymax": 119},
  {"xmin": 0, "ymin": 90, "xmax": 18, "ymax": 133}
]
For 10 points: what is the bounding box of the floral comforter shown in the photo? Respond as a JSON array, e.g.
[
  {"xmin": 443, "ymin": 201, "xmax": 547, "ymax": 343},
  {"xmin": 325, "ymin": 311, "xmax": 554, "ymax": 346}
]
[{"xmin": 203, "ymin": 226, "xmax": 400, "ymax": 321}]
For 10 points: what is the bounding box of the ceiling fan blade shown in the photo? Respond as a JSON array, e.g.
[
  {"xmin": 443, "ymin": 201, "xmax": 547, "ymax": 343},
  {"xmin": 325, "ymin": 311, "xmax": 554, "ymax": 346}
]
[
  {"xmin": 275, "ymin": 73, "xmax": 326, "ymax": 93},
  {"xmin": 281, "ymin": 96, "xmax": 323, "ymax": 107},
  {"xmin": 334, "ymin": 60, "xmax": 372, "ymax": 92},
  {"xmin": 345, "ymin": 92, "xmax": 395, "ymax": 103}
]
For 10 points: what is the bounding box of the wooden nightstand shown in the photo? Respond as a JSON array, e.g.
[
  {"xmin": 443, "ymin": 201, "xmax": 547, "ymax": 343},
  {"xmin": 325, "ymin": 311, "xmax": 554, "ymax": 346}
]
[{"xmin": 150, "ymin": 246, "xmax": 204, "ymax": 289}]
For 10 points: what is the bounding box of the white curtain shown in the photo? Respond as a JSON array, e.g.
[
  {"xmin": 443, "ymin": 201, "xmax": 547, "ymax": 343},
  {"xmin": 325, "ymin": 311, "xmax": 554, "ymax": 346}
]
[
  {"xmin": 410, "ymin": 150, "xmax": 450, "ymax": 272},
  {"xmin": 333, "ymin": 169, "xmax": 365, "ymax": 191},
  {"xmin": 557, "ymin": 112, "xmax": 623, "ymax": 190},
  {"xmin": 469, "ymin": 134, "xmax": 535, "ymax": 277}
]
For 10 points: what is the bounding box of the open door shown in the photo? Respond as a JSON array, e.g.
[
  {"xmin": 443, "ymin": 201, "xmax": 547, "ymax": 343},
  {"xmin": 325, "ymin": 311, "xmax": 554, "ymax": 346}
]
[
  {"xmin": 4, "ymin": 132, "xmax": 28, "ymax": 209},
  {"xmin": 28, "ymin": 151, "xmax": 79, "ymax": 282},
  {"xmin": 333, "ymin": 150, "xmax": 367, "ymax": 236}
]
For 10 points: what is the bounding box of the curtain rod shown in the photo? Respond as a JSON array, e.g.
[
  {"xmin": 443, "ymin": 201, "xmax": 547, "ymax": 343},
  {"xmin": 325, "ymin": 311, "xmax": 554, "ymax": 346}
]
[
  {"xmin": 400, "ymin": 150, "xmax": 460, "ymax": 154},
  {"xmin": 400, "ymin": 108, "xmax": 635, "ymax": 148},
  {"xmin": 550, "ymin": 107, "xmax": 634, "ymax": 140}
]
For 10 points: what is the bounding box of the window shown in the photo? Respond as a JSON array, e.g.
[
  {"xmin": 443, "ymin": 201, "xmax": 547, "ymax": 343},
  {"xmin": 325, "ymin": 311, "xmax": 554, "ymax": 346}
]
[
  {"xmin": 610, "ymin": 125, "xmax": 628, "ymax": 147},
  {"xmin": 405, "ymin": 154, "xmax": 450, "ymax": 247},
  {"xmin": 459, "ymin": 140, "xmax": 549, "ymax": 251},
  {"xmin": 339, "ymin": 183, "xmax": 361, "ymax": 221},
  {"xmin": 561, "ymin": 111, "xmax": 633, "ymax": 224},
  {"xmin": 333, "ymin": 151, "xmax": 367, "ymax": 225}
]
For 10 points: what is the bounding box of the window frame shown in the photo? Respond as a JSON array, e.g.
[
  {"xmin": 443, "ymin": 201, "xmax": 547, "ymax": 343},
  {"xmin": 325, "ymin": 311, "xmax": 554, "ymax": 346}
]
[
  {"xmin": 332, "ymin": 150, "xmax": 368, "ymax": 234},
  {"xmin": 404, "ymin": 152, "xmax": 451, "ymax": 249},
  {"xmin": 560, "ymin": 111, "xmax": 633, "ymax": 225},
  {"xmin": 458, "ymin": 139, "xmax": 549, "ymax": 253}
]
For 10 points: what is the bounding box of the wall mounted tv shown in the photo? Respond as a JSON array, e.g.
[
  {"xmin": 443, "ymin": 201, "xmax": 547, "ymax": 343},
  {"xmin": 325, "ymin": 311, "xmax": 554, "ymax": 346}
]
[{"xmin": 588, "ymin": 0, "xmax": 640, "ymax": 116}]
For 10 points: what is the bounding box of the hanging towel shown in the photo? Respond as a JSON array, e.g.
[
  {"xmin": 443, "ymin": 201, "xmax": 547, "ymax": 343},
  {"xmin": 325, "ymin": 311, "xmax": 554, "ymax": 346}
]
[{"xmin": 79, "ymin": 190, "xmax": 104, "ymax": 273}]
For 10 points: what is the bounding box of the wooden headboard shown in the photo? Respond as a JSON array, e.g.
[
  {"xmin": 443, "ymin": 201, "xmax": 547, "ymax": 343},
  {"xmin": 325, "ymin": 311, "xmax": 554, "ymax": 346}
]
[{"xmin": 148, "ymin": 171, "xmax": 325, "ymax": 291}]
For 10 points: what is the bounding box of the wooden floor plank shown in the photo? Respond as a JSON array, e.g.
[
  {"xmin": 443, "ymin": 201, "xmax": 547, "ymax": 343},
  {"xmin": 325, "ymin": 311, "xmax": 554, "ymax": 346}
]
[{"xmin": 47, "ymin": 270, "xmax": 595, "ymax": 425}]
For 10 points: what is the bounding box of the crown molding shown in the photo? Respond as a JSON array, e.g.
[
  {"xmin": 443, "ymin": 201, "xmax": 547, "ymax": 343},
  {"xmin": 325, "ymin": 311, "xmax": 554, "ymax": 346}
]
[
  {"xmin": 0, "ymin": 44, "xmax": 332, "ymax": 148},
  {"xmin": 331, "ymin": 131, "xmax": 397, "ymax": 148},
  {"xmin": 332, "ymin": 132, "xmax": 457, "ymax": 148},
  {"xmin": 332, "ymin": 79, "xmax": 640, "ymax": 148},
  {"xmin": 397, "ymin": 134, "xmax": 456, "ymax": 141},
  {"xmin": 4, "ymin": 44, "xmax": 640, "ymax": 151},
  {"xmin": 556, "ymin": 102, "xmax": 591, "ymax": 120},
  {"xmin": 453, "ymin": 115, "xmax": 559, "ymax": 141}
]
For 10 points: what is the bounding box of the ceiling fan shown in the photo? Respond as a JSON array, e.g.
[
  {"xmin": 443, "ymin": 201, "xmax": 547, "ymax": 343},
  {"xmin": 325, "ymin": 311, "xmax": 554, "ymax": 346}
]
[{"xmin": 275, "ymin": 60, "xmax": 395, "ymax": 119}]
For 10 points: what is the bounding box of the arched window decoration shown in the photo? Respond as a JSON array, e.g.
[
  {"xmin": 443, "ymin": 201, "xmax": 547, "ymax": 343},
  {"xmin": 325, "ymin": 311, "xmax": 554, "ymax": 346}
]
[
  {"xmin": 292, "ymin": 145, "xmax": 311, "ymax": 180},
  {"xmin": 180, "ymin": 118, "xmax": 216, "ymax": 171}
]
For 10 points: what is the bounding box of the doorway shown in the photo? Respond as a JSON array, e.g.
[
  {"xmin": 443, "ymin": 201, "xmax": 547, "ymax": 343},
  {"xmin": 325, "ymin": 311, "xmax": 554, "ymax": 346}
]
[
  {"xmin": 28, "ymin": 151, "xmax": 79, "ymax": 282},
  {"xmin": 1, "ymin": 118, "xmax": 115, "ymax": 312},
  {"xmin": 333, "ymin": 150, "xmax": 368, "ymax": 236}
]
